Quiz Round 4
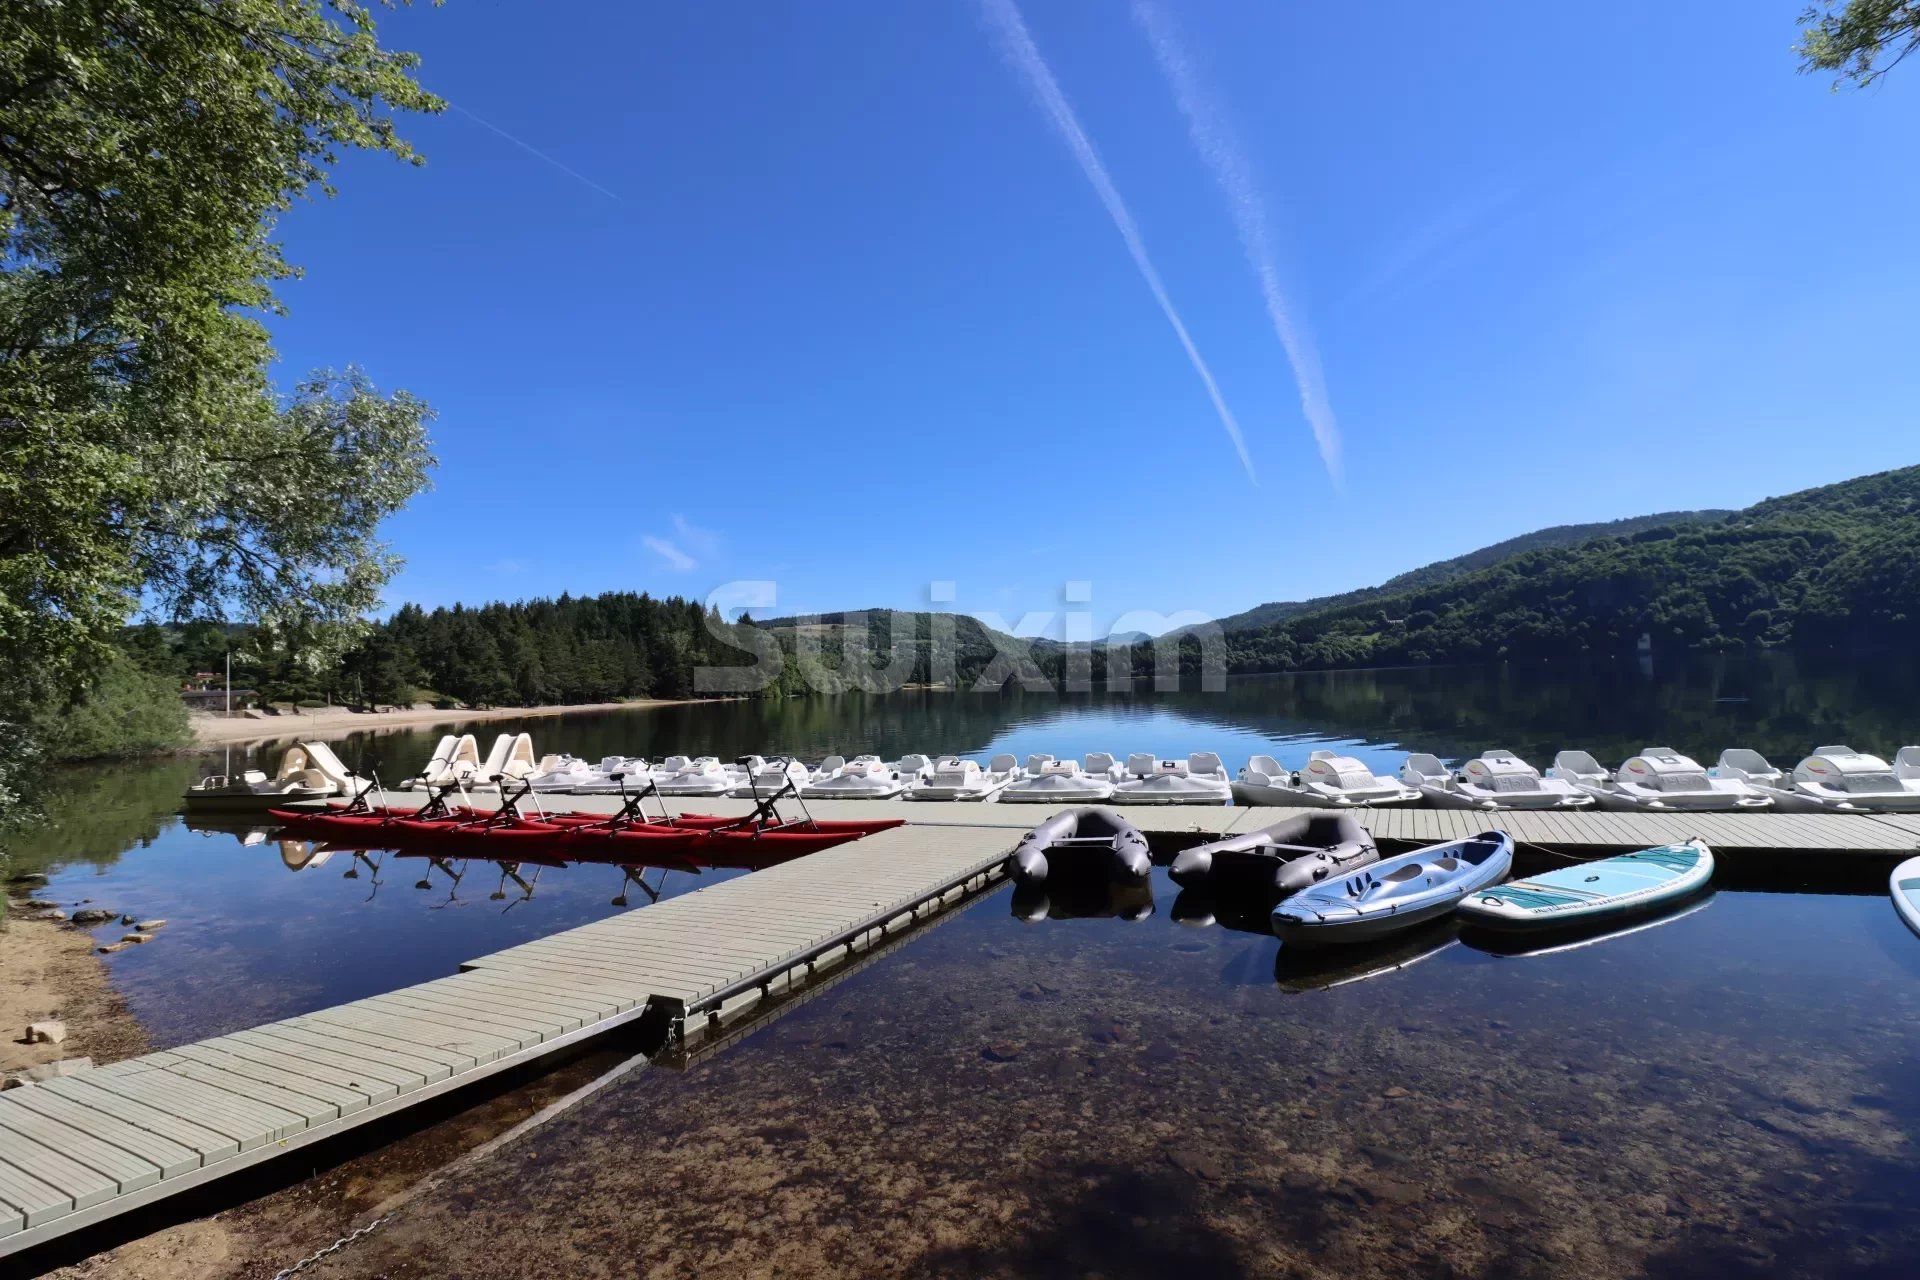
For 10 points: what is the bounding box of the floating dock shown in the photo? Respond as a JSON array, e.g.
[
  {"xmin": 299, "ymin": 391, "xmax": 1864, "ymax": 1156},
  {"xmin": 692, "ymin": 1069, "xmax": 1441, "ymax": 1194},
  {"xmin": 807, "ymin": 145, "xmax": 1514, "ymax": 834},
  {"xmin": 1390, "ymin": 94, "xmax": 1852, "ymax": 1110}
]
[
  {"xmin": 0, "ymin": 823, "xmax": 1009, "ymax": 1258},
  {"xmin": 531, "ymin": 793, "xmax": 1920, "ymax": 854},
  {"xmin": 6, "ymin": 796, "xmax": 1917, "ymax": 1258}
]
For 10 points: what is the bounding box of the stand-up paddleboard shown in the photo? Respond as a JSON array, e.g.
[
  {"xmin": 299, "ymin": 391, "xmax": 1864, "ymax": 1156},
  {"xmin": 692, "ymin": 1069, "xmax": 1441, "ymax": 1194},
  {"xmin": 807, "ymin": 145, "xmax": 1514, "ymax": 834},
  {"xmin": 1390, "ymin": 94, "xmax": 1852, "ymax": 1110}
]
[
  {"xmin": 1457, "ymin": 838, "xmax": 1713, "ymax": 932},
  {"xmin": 1892, "ymin": 857, "xmax": 1920, "ymax": 939}
]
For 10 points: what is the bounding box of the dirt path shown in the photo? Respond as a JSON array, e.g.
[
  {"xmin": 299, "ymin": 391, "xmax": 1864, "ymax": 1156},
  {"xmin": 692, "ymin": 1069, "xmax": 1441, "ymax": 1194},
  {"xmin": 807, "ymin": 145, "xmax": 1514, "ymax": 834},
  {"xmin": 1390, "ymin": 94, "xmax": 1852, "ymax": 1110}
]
[{"xmin": 191, "ymin": 698, "xmax": 708, "ymax": 748}]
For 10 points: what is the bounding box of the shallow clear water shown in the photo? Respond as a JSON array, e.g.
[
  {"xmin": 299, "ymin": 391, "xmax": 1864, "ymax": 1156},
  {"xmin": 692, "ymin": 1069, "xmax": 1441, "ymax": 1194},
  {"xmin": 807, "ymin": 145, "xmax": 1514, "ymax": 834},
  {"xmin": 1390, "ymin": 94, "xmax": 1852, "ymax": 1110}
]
[{"xmin": 14, "ymin": 653, "xmax": 1920, "ymax": 1276}]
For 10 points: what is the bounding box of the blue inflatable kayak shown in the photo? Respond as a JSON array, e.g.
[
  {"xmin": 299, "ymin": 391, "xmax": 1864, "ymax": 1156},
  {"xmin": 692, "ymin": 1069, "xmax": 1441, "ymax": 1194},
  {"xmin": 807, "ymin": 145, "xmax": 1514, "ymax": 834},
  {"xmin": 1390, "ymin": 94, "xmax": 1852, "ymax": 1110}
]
[{"xmin": 1271, "ymin": 831, "xmax": 1512, "ymax": 945}]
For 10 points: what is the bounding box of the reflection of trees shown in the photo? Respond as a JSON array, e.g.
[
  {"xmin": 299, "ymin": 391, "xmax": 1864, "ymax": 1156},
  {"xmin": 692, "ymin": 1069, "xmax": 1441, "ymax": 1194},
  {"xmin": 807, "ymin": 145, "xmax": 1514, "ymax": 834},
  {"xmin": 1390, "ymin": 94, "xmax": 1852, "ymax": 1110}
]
[
  {"xmin": 1130, "ymin": 651, "xmax": 1920, "ymax": 766},
  {"xmin": 278, "ymin": 653, "xmax": 1920, "ymax": 779},
  {"xmin": 8, "ymin": 757, "xmax": 199, "ymax": 876}
]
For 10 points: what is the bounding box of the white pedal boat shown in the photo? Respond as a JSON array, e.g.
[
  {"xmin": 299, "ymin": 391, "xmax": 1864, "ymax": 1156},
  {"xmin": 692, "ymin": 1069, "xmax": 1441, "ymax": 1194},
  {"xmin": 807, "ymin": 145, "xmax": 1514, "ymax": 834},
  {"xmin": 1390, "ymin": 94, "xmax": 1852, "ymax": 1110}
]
[
  {"xmin": 563, "ymin": 756, "xmax": 653, "ymax": 795},
  {"xmin": 1272, "ymin": 831, "xmax": 1514, "ymax": 945},
  {"xmin": 1111, "ymin": 752, "xmax": 1232, "ymax": 805},
  {"xmin": 1707, "ymin": 747, "xmax": 1869, "ymax": 813},
  {"xmin": 184, "ymin": 742, "xmax": 358, "ymax": 811},
  {"xmin": 527, "ymin": 754, "xmax": 597, "ymax": 793},
  {"xmin": 1457, "ymin": 838, "xmax": 1714, "ymax": 931},
  {"xmin": 908, "ymin": 754, "xmax": 1021, "ymax": 801},
  {"xmin": 997, "ymin": 753, "xmax": 1125, "ymax": 804},
  {"xmin": 400, "ymin": 733, "xmax": 484, "ymax": 790},
  {"xmin": 1547, "ymin": 748, "xmax": 1770, "ymax": 811},
  {"xmin": 1234, "ymin": 751, "xmax": 1421, "ymax": 808},
  {"xmin": 654, "ymin": 755, "xmax": 735, "ymax": 798},
  {"xmin": 1768, "ymin": 745, "xmax": 1920, "ymax": 814},
  {"xmin": 1398, "ymin": 750, "xmax": 1592, "ymax": 810},
  {"xmin": 727, "ymin": 755, "xmax": 812, "ymax": 798},
  {"xmin": 465, "ymin": 733, "xmax": 539, "ymax": 790},
  {"xmin": 800, "ymin": 755, "xmax": 910, "ymax": 799}
]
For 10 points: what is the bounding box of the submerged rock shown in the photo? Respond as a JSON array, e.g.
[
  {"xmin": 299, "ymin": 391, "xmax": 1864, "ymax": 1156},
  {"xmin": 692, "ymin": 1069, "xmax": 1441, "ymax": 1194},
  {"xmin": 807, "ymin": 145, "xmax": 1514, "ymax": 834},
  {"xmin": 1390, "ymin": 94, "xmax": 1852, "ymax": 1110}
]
[{"xmin": 16, "ymin": 1058, "xmax": 93, "ymax": 1085}]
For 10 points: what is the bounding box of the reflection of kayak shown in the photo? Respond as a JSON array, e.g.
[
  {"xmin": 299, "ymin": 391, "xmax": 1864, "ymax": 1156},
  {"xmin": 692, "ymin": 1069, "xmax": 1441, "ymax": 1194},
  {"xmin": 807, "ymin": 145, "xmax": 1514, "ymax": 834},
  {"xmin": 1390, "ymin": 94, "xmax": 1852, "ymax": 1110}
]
[
  {"xmin": 1464, "ymin": 894, "xmax": 1714, "ymax": 958},
  {"xmin": 1273, "ymin": 918, "xmax": 1460, "ymax": 992}
]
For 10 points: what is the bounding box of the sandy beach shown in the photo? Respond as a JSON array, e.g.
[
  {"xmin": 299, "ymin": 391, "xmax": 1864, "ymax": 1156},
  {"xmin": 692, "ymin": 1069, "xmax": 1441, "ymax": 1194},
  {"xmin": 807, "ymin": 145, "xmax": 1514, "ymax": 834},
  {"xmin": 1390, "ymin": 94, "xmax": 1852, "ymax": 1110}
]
[{"xmin": 190, "ymin": 698, "xmax": 703, "ymax": 748}]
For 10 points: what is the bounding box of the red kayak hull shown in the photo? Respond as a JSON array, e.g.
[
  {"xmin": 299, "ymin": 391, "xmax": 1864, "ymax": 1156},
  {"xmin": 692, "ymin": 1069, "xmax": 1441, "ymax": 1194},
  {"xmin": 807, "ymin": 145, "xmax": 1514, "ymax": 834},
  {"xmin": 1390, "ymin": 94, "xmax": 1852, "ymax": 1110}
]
[{"xmin": 270, "ymin": 808, "xmax": 895, "ymax": 864}]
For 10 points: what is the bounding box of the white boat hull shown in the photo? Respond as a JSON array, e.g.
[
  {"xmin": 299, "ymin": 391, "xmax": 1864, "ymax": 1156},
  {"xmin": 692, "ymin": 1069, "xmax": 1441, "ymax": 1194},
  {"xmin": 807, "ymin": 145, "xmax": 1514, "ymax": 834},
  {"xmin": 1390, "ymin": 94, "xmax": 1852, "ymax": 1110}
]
[
  {"xmin": 907, "ymin": 781, "xmax": 1012, "ymax": 802},
  {"xmin": 184, "ymin": 786, "xmax": 336, "ymax": 812},
  {"xmin": 1415, "ymin": 783, "xmax": 1590, "ymax": 811},
  {"xmin": 1108, "ymin": 782, "xmax": 1232, "ymax": 806},
  {"xmin": 999, "ymin": 782, "xmax": 1116, "ymax": 804},
  {"xmin": 1577, "ymin": 783, "xmax": 1771, "ymax": 813},
  {"xmin": 1231, "ymin": 781, "xmax": 1420, "ymax": 809}
]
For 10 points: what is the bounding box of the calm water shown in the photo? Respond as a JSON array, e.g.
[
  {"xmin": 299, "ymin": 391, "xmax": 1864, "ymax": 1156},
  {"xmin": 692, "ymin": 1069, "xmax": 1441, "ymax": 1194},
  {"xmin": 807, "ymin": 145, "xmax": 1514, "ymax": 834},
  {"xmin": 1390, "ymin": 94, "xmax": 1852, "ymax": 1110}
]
[{"xmin": 15, "ymin": 653, "xmax": 1920, "ymax": 1277}]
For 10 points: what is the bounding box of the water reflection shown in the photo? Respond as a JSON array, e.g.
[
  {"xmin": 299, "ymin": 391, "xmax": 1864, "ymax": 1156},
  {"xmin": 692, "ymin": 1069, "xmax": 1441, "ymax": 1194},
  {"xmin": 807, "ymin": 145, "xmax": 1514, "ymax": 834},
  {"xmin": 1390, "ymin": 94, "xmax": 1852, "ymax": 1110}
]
[
  {"xmin": 291, "ymin": 872, "xmax": 1920, "ymax": 1280},
  {"xmin": 1462, "ymin": 894, "xmax": 1718, "ymax": 959},
  {"xmin": 20, "ymin": 650, "xmax": 1920, "ymax": 1096},
  {"xmin": 194, "ymin": 651, "xmax": 1920, "ymax": 807},
  {"xmin": 1010, "ymin": 877, "xmax": 1155, "ymax": 923}
]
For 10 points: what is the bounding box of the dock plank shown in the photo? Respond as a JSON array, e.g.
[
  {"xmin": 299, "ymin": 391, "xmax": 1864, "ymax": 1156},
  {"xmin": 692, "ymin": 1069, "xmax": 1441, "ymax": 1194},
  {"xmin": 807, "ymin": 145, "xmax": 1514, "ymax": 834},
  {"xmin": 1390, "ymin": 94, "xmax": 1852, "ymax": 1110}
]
[
  {"xmin": 0, "ymin": 1111, "xmax": 160, "ymax": 1195},
  {"xmin": 33, "ymin": 1079, "xmax": 239, "ymax": 1164},
  {"xmin": 0, "ymin": 1091, "xmax": 199, "ymax": 1180}
]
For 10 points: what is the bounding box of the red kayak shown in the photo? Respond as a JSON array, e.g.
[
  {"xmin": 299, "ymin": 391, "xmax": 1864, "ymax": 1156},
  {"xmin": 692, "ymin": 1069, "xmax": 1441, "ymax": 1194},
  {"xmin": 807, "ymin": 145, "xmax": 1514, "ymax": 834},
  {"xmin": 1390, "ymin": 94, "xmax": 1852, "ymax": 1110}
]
[
  {"xmin": 539, "ymin": 811, "xmax": 903, "ymax": 837},
  {"xmin": 269, "ymin": 803, "xmax": 898, "ymax": 861}
]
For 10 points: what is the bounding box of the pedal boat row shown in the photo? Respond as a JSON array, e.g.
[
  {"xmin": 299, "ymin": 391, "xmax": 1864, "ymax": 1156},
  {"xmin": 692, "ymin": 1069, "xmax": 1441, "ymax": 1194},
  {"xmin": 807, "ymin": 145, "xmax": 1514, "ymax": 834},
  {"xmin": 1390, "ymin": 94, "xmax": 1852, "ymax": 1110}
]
[{"xmin": 192, "ymin": 732, "xmax": 1920, "ymax": 816}]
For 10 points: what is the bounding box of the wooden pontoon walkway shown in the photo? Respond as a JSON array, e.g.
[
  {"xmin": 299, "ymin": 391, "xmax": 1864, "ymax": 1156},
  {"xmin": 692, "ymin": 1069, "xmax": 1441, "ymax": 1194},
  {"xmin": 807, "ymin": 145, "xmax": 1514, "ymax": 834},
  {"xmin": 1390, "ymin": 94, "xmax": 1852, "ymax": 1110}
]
[
  {"xmin": 5, "ymin": 796, "xmax": 1916, "ymax": 1257},
  {"xmin": 540, "ymin": 793, "xmax": 1920, "ymax": 854},
  {"xmin": 0, "ymin": 823, "xmax": 1011, "ymax": 1257}
]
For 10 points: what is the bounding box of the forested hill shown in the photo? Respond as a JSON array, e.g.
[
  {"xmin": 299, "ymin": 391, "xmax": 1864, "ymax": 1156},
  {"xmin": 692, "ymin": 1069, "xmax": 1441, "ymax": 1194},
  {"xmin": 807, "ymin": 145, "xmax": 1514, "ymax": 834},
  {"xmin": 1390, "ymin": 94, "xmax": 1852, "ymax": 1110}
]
[
  {"xmin": 1221, "ymin": 465, "xmax": 1920, "ymax": 673},
  {"xmin": 1202, "ymin": 509, "xmax": 1731, "ymax": 635},
  {"xmin": 144, "ymin": 466, "xmax": 1919, "ymax": 707}
]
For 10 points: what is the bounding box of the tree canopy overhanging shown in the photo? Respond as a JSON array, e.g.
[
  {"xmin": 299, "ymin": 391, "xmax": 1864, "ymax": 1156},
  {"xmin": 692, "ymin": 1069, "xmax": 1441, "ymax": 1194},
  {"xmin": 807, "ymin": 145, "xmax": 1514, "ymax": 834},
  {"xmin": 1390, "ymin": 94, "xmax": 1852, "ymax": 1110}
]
[
  {"xmin": 0, "ymin": 1, "xmax": 443, "ymax": 816},
  {"xmin": 1799, "ymin": 0, "xmax": 1920, "ymax": 85}
]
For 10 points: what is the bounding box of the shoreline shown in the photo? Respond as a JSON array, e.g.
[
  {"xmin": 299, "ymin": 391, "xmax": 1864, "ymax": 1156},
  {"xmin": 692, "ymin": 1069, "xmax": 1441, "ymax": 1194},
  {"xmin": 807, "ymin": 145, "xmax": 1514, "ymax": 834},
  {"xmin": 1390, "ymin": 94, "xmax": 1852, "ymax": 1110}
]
[
  {"xmin": 0, "ymin": 885, "xmax": 151, "ymax": 1080},
  {"xmin": 189, "ymin": 697, "xmax": 712, "ymax": 748}
]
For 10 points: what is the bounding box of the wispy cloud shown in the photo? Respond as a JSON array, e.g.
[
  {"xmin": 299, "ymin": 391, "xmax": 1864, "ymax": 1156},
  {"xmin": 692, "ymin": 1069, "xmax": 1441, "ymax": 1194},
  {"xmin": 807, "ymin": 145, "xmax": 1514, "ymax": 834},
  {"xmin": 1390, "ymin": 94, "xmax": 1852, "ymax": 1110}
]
[
  {"xmin": 642, "ymin": 536, "xmax": 697, "ymax": 572},
  {"xmin": 445, "ymin": 101, "xmax": 624, "ymax": 202},
  {"xmin": 670, "ymin": 514, "xmax": 721, "ymax": 560},
  {"xmin": 486, "ymin": 557, "xmax": 529, "ymax": 576},
  {"xmin": 1129, "ymin": 0, "xmax": 1343, "ymax": 490},
  {"xmin": 978, "ymin": 0, "xmax": 1257, "ymax": 485},
  {"xmin": 1342, "ymin": 181, "xmax": 1521, "ymax": 314}
]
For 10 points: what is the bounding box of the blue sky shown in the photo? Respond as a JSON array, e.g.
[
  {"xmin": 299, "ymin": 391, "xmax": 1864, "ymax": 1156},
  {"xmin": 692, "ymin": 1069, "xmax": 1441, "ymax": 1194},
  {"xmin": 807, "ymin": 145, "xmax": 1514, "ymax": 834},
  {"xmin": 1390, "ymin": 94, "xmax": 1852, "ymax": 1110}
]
[{"xmin": 267, "ymin": 1, "xmax": 1920, "ymax": 636}]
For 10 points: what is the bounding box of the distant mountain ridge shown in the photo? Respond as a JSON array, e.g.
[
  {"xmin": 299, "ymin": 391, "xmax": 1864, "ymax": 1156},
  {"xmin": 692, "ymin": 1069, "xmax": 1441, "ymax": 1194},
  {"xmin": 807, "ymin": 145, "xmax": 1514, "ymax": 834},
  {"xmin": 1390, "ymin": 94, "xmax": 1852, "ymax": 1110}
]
[
  {"xmin": 1220, "ymin": 464, "xmax": 1920, "ymax": 672},
  {"xmin": 1200, "ymin": 509, "xmax": 1733, "ymax": 636}
]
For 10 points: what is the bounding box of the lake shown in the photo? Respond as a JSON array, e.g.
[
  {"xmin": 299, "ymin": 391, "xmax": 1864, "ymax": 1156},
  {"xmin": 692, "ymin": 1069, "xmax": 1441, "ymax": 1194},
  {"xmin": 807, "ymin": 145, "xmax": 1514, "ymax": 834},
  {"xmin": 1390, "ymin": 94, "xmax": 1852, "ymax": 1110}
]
[{"xmin": 14, "ymin": 652, "xmax": 1920, "ymax": 1277}]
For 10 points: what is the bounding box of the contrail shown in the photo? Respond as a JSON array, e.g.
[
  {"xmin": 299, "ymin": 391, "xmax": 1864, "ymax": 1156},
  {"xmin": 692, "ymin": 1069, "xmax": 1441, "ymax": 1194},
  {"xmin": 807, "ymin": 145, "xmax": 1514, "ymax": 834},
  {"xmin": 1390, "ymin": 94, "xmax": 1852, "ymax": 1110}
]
[
  {"xmin": 978, "ymin": 0, "xmax": 1257, "ymax": 484},
  {"xmin": 1130, "ymin": 0, "xmax": 1344, "ymax": 490},
  {"xmin": 446, "ymin": 102, "xmax": 624, "ymax": 202}
]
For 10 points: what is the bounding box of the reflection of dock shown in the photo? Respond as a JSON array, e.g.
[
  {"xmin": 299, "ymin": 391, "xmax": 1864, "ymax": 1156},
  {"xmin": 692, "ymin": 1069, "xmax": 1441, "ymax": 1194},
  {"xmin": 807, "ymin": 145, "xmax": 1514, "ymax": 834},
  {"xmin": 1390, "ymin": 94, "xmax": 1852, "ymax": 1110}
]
[{"xmin": 0, "ymin": 823, "xmax": 1012, "ymax": 1258}]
